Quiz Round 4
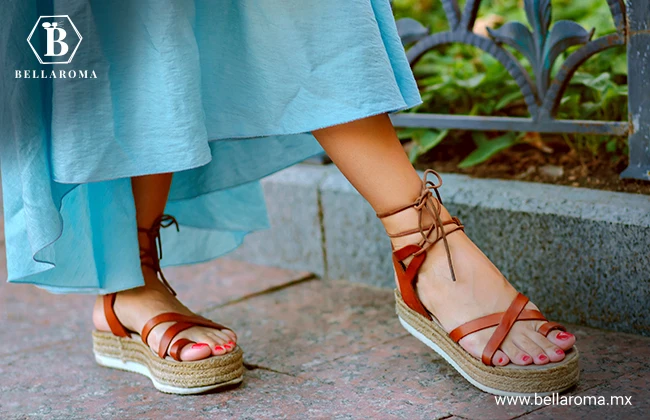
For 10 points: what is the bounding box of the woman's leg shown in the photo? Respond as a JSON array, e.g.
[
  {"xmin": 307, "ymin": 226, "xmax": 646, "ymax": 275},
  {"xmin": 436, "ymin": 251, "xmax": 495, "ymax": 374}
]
[
  {"xmin": 313, "ymin": 114, "xmax": 576, "ymax": 366},
  {"xmin": 92, "ymin": 173, "xmax": 237, "ymax": 361}
]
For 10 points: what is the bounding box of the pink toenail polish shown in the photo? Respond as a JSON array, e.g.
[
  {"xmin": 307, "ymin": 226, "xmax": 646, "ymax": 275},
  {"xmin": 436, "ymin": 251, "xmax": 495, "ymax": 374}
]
[
  {"xmin": 522, "ymin": 355, "xmax": 530, "ymax": 362},
  {"xmin": 498, "ymin": 357, "xmax": 504, "ymax": 364},
  {"xmin": 215, "ymin": 345, "xmax": 224, "ymax": 351},
  {"xmin": 228, "ymin": 341, "xmax": 235, "ymax": 346},
  {"xmin": 539, "ymin": 354, "xmax": 547, "ymax": 361},
  {"xmin": 556, "ymin": 332, "xmax": 572, "ymax": 340},
  {"xmin": 556, "ymin": 349, "xmax": 565, "ymax": 355},
  {"xmin": 224, "ymin": 343, "xmax": 233, "ymax": 349},
  {"xmin": 191, "ymin": 343, "xmax": 209, "ymax": 349}
]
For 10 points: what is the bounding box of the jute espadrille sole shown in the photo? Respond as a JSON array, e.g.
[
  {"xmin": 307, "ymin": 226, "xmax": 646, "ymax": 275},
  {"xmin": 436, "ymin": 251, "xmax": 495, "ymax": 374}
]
[
  {"xmin": 92, "ymin": 331, "xmax": 244, "ymax": 395},
  {"xmin": 395, "ymin": 290, "xmax": 579, "ymax": 396}
]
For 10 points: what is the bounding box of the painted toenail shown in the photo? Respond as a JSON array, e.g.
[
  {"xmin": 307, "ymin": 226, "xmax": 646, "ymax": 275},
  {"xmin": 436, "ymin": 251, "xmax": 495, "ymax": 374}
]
[
  {"xmin": 191, "ymin": 343, "xmax": 209, "ymax": 349},
  {"xmin": 538, "ymin": 354, "xmax": 547, "ymax": 361},
  {"xmin": 227, "ymin": 341, "xmax": 235, "ymax": 346},
  {"xmin": 556, "ymin": 332, "xmax": 572, "ymax": 340},
  {"xmin": 215, "ymin": 345, "xmax": 224, "ymax": 351},
  {"xmin": 556, "ymin": 349, "xmax": 565, "ymax": 355},
  {"xmin": 224, "ymin": 343, "xmax": 233, "ymax": 349},
  {"xmin": 522, "ymin": 355, "xmax": 530, "ymax": 362},
  {"xmin": 498, "ymin": 357, "xmax": 504, "ymax": 364}
]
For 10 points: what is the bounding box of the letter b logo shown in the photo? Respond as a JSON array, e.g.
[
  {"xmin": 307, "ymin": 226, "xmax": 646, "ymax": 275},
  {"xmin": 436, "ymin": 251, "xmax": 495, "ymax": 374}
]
[
  {"xmin": 42, "ymin": 22, "xmax": 69, "ymax": 56},
  {"xmin": 27, "ymin": 16, "xmax": 82, "ymax": 64}
]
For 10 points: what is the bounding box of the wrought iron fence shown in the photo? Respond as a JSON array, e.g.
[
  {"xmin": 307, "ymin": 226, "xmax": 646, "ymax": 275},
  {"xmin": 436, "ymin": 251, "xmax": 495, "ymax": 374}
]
[{"xmin": 390, "ymin": 0, "xmax": 650, "ymax": 181}]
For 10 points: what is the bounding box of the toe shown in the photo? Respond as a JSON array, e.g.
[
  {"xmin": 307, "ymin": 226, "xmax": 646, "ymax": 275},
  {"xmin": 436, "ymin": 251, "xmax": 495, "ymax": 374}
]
[
  {"xmin": 528, "ymin": 330, "xmax": 566, "ymax": 363},
  {"xmin": 207, "ymin": 332, "xmax": 233, "ymax": 355},
  {"xmin": 492, "ymin": 350, "xmax": 510, "ymax": 366},
  {"xmin": 179, "ymin": 342, "xmax": 212, "ymax": 361},
  {"xmin": 213, "ymin": 343, "xmax": 228, "ymax": 356},
  {"xmin": 500, "ymin": 340, "xmax": 533, "ymax": 366},
  {"xmin": 514, "ymin": 333, "xmax": 548, "ymax": 365},
  {"xmin": 222, "ymin": 340, "xmax": 236, "ymax": 353},
  {"xmin": 221, "ymin": 328, "xmax": 237, "ymax": 343},
  {"xmin": 208, "ymin": 331, "xmax": 236, "ymax": 354},
  {"xmin": 547, "ymin": 330, "xmax": 576, "ymax": 350}
]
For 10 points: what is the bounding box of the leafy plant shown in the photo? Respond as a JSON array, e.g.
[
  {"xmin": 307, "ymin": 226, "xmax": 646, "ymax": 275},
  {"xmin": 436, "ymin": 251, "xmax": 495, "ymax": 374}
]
[
  {"xmin": 392, "ymin": 0, "xmax": 628, "ymax": 166},
  {"xmin": 459, "ymin": 132, "xmax": 520, "ymax": 168}
]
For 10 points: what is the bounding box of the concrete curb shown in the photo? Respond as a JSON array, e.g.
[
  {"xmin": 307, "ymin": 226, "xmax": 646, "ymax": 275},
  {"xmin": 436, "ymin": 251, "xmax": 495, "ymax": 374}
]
[{"xmin": 231, "ymin": 164, "xmax": 650, "ymax": 336}]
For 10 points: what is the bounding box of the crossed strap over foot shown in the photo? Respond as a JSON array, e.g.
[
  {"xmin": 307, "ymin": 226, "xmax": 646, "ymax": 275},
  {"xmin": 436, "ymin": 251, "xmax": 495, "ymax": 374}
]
[
  {"xmin": 449, "ymin": 293, "xmax": 566, "ymax": 365},
  {"xmin": 103, "ymin": 294, "xmax": 232, "ymax": 361},
  {"xmin": 378, "ymin": 170, "xmax": 566, "ymax": 366}
]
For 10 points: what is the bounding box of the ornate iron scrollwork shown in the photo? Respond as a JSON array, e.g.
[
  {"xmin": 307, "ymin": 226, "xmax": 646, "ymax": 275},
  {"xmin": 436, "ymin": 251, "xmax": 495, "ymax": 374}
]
[{"xmin": 392, "ymin": 0, "xmax": 650, "ymax": 180}]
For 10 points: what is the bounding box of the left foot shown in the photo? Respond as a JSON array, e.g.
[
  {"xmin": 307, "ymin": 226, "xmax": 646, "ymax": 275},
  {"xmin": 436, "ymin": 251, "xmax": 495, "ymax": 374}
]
[{"xmin": 381, "ymin": 171, "xmax": 576, "ymax": 366}]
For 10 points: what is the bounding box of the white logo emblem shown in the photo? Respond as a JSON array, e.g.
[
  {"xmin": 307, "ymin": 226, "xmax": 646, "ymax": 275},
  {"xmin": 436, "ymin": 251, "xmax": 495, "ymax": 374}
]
[{"xmin": 27, "ymin": 15, "xmax": 82, "ymax": 65}]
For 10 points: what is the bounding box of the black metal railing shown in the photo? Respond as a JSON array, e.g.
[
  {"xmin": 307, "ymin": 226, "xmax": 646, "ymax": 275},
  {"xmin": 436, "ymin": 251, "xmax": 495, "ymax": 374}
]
[{"xmin": 391, "ymin": 0, "xmax": 649, "ymax": 181}]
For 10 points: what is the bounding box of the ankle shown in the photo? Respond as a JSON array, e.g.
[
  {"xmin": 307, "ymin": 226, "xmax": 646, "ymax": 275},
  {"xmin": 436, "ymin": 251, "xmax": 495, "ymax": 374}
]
[{"xmin": 381, "ymin": 204, "xmax": 453, "ymax": 245}]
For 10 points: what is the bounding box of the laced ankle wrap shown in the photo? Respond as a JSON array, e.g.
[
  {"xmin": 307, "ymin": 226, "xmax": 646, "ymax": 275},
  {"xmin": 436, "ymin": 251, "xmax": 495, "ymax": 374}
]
[
  {"xmin": 138, "ymin": 214, "xmax": 179, "ymax": 296},
  {"xmin": 377, "ymin": 169, "xmax": 464, "ymax": 283}
]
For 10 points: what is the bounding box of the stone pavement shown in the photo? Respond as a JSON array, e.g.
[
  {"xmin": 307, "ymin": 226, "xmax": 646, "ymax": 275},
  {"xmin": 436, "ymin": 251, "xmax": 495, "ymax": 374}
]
[
  {"xmin": 1, "ymin": 252, "xmax": 649, "ymax": 419},
  {"xmin": 1, "ymin": 191, "xmax": 649, "ymax": 419}
]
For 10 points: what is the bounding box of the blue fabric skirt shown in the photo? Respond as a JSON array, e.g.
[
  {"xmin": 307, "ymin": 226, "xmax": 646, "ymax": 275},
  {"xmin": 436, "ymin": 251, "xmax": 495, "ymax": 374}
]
[{"xmin": 0, "ymin": 0, "xmax": 421, "ymax": 294}]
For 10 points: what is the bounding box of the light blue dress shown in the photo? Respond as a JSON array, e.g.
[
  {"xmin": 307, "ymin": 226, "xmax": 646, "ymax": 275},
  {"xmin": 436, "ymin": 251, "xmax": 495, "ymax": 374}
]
[{"xmin": 0, "ymin": 0, "xmax": 421, "ymax": 294}]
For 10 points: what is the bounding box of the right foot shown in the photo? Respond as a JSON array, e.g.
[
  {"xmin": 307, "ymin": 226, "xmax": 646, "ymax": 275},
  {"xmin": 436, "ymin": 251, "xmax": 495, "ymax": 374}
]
[{"xmin": 93, "ymin": 271, "xmax": 238, "ymax": 362}]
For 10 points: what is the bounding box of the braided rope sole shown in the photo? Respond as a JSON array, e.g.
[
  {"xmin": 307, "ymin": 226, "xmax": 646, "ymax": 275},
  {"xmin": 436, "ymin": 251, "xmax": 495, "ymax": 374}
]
[
  {"xmin": 395, "ymin": 290, "xmax": 580, "ymax": 396},
  {"xmin": 92, "ymin": 331, "xmax": 244, "ymax": 393}
]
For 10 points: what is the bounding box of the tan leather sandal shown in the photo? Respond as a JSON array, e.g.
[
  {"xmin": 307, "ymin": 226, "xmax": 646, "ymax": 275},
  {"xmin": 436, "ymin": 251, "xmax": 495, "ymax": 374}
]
[
  {"xmin": 377, "ymin": 170, "xmax": 579, "ymax": 396},
  {"xmin": 92, "ymin": 215, "xmax": 244, "ymax": 394}
]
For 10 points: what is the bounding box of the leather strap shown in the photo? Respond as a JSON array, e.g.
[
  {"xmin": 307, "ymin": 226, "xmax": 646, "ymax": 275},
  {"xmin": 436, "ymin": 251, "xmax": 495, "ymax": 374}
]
[
  {"xmin": 378, "ymin": 170, "xmax": 465, "ymax": 319},
  {"xmin": 449, "ymin": 309, "xmax": 547, "ymax": 343},
  {"xmin": 141, "ymin": 312, "xmax": 227, "ymax": 345},
  {"xmin": 140, "ymin": 312, "xmax": 229, "ymax": 359},
  {"xmin": 169, "ymin": 338, "xmax": 194, "ymax": 362},
  {"xmin": 393, "ymin": 247, "xmax": 430, "ymax": 320},
  {"xmin": 138, "ymin": 214, "xmax": 180, "ymax": 296},
  {"xmin": 156, "ymin": 316, "xmax": 230, "ymax": 360},
  {"xmin": 103, "ymin": 294, "xmax": 131, "ymax": 338},
  {"xmin": 481, "ymin": 293, "xmax": 530, "ymax": 365},
  {"xmin": 158, "ymin": 322, "xmax": 194, "ymax": 359},
  {"xmin": 538, "ymin": 321, "xmax": 566, "ymax": 337}
]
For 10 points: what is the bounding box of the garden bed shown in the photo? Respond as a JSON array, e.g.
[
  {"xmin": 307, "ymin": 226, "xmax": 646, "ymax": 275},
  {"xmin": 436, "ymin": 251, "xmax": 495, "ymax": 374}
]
[
  {"xmin": 412, "ymin": 138, "xmax": 650, "ymax": 195},
  {"xmin": 391, "ymin": 0, "xmax": 650, "ymax": 193}
]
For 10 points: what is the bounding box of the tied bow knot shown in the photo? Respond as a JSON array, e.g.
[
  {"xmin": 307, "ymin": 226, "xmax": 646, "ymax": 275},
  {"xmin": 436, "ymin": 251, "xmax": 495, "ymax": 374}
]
[{"xmin": 139, "ymin": 214, "xmax": 180, "ymax": 296}]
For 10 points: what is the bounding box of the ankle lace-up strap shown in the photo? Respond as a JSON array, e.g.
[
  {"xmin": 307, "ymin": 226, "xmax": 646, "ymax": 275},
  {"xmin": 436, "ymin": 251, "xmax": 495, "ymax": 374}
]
[
  {"xmin": 139, "ymin": 214, "xmax": 179, "ymax": 296},
  {"xmin": 377, "ymin": 170, "xmax": 464, "ymax": 319}
]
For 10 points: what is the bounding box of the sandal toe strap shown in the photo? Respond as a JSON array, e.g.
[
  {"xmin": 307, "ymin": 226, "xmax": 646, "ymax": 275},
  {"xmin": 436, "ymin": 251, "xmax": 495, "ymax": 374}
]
[
  {"xmin": 481, "ymin": 293, "xmax": 531, "ymax": 365},
  {"xmin": 449, "ymin": 309, "xmax": 547, "ymax": 343},
  {"xmin": 447, "ymin": 293, "xmax": 553, "ymax": 366},
  {"xmin": 140, "ymin": 312, "xmax": 231, "ymax": 360},
  {"xmin": 141, "ymin": 312, "xmax": 229, "ymax": 345},
  {"xmin": 169, "ymin": 338, "xmax": 195, "ymax": 362},
  {"xmin": 538, "ymin": 321, "xmax": 566, "ymax": 337},
  {"xmin": 158, "ymin": 322, "xmax": 194, "ymax": 359}
]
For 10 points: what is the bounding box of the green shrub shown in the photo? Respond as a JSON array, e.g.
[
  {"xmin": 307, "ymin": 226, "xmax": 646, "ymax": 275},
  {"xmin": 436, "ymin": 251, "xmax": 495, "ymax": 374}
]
[{"xmin": 393, "ymin": 0, "xmax": 628, "ymax": 166}]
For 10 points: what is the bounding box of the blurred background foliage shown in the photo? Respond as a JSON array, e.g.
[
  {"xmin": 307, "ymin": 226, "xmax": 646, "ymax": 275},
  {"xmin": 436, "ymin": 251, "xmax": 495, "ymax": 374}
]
[{"xmin": 391, "ymin": 0, "xmax": 628, "ymax": 167}]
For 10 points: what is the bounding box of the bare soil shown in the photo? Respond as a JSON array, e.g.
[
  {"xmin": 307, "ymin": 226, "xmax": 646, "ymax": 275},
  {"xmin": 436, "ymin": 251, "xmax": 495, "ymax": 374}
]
[{"xmin": 412, "ymin": 139, "xmax": 650, "ymax": 195}]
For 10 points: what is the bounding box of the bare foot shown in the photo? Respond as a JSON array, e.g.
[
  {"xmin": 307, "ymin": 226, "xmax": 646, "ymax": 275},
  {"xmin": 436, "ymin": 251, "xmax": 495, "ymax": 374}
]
[
  {"xmin": 93, "ymin": 269, "xmax": 237, "ymax": 362},
  {"xmin": 386, "ymin": 203, "xmax": 576, "ymax": 367}
]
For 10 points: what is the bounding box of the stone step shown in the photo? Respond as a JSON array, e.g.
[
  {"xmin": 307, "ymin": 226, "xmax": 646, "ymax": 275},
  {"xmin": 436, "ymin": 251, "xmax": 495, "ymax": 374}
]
[{"xmin": 231, "ymin": 164, "xmax": 650, "ymax": 336}]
